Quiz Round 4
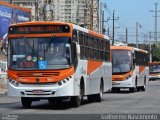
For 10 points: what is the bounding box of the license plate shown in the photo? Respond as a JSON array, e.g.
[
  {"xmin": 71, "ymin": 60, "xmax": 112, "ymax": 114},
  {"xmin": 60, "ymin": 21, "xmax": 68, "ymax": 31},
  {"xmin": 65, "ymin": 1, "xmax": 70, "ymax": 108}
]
[{"xmin": 32, "ymin": 90, "xmax": 44, "ymax": 94}]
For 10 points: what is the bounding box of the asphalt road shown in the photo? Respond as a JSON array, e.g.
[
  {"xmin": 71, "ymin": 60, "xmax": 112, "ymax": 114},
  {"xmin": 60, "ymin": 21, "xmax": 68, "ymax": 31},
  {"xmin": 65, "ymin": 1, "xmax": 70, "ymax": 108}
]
[{"xmin": 0, "ymin": 81, "xmax": 160, "ymax": 120}]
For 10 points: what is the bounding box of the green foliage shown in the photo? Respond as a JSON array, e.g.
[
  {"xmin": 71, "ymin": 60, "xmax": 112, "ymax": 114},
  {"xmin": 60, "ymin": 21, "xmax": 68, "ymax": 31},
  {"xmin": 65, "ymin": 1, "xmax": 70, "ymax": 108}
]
[
  {"xmin": 152, "ymin": 43, "xmax": 160, "ymax": 62},
  {"xmin": 140, "ymin": 43, "xmax": 160, "ymax": 62}
]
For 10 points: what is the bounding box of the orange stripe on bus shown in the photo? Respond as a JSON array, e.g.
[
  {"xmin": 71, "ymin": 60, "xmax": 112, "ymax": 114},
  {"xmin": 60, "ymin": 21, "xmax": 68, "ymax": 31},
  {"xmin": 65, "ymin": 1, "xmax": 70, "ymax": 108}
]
[
  {"xmin": 87, "ymin": 60, "xmax": 102, "ymax": 75},
  {"xmin": 149, "ymin": 62, "xmax": 160, "ymax": 65},
  {"xmin": 112, "ymin": 71, "xmax": 133, "ymax": 81},
  {"xmin": 8, "ymin": 33, "xmax": 72, "ymax": 39},
  {"xmin": 111, "ymin": 46, "xmax": 134, "ymax": 51},
  {"xmin": 89, "ymin": 30, "xmax": 104, "ymax": 39},
  {"xmin": 8, "ymin": 66, "xmax": 74, "ymax": 83},
  {"xmin": 139, "ymin": 66, "xmax": 145, "ymax": 74},
  {"xmin": 10, "ymin": 21, "xmax": 72, "ymax": 27}
]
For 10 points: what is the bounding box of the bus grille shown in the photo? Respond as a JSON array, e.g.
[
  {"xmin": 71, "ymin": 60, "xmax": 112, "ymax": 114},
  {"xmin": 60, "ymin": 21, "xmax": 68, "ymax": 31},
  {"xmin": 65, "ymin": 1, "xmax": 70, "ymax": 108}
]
[
  {"xmin": 17, "ymin": 72, "xmax": 60, "ymax": 77},
  {"xmin": 24, "ymin": 90, "xmax": 55, "ymax": 96}
]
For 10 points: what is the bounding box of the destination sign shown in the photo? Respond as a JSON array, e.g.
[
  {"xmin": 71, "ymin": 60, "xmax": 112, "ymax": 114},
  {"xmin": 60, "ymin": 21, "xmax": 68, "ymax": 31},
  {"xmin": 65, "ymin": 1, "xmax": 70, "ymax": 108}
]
[{"xmin": 9, "ymin": 25, "xmax": 70, "ymax": 34}]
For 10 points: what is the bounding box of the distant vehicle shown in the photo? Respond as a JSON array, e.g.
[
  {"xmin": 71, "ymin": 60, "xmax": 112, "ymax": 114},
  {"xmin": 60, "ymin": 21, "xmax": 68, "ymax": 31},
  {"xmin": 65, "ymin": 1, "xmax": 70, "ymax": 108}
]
[
  {"xmin": 149, "ymin": 62, "xmax": 160, "ymax": 81},
  {"xmin": 0, "ymin": 1, "xmax": 31, "ymax": 44},
  {"xmin": 7, "ymin": 21, "xmax": 112, "ymax": 108},
  {"xmin": 111, "ymin": 46, "xmax": 149, "ymax": 92}
]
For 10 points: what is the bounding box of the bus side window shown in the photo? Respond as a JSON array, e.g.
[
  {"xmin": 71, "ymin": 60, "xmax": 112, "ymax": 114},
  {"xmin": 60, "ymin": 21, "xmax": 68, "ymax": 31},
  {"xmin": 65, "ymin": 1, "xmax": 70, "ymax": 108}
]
[
  {"xmin": 72, "ymin": 30, "xmax": 77, "ymax": 42},
  {"xmin": 72, "ymin": 30, "xmax": 78, "ymax": 69},
  {"xmin": 79, "ymin": 32, "xmax": 84, "ymax": 45}
]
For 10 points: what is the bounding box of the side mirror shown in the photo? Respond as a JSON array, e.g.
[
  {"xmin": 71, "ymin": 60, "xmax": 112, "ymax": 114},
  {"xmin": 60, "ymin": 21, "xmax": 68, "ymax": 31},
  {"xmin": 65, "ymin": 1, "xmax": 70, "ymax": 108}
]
[
  {"xmin": 1, "ymin": 47, "xmax": 7, "ymax": 56},
  {"xmin": 76, "ymin": 43, "xmax": 80, "ymax": 55}
]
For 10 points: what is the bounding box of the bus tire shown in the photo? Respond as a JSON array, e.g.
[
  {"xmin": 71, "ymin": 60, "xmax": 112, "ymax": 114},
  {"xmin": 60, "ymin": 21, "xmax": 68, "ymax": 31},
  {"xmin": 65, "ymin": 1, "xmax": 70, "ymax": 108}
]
[
  {"xmin": 141, "ymin": 77, "xmax": 146, "ymax": 91},
  {"xmin": 111, "ymin": 88, "xmax": 116, "ymax": 93},
  {"xmin": 112, "ymin": 88, "xmax": 120, "ymax": 93},
  {"xmin": 71, "ymin": 80, "xmax": 84, "ymax": 107},
  {"xmin": 137, "ymin": 87, "xmax": 141, "ymax": 91},
  {"xmin": 129, "ymin": 88, "xmax": 136, "ymax": 92},
  {"xmin": 87, "ymin": 95, "xmax": 95, "ymax": 102},
  {"xmin": 71, "ymin": 96, "xmax": 81, "ymax": 107},
  {"xmin": 95, "ymin": 81, "xmax": 103, "ymax": 102},
  {"xmin": 130, "ymin": 78, "xmax": 137, "ymax": 92},
  {"xmin": 48, "ymin": 98, "xmax": 57, "ymax": 104},
  {"xmin": 21, "ymin": 97, "xmax": 32, "ymax": 108}
]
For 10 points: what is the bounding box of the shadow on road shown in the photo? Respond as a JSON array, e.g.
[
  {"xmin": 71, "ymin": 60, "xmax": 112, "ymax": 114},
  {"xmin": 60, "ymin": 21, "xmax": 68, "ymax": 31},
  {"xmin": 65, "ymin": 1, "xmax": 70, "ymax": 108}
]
[{"xmin": 22, "ymin": 99, "xmax": 97, "ymax": 110}]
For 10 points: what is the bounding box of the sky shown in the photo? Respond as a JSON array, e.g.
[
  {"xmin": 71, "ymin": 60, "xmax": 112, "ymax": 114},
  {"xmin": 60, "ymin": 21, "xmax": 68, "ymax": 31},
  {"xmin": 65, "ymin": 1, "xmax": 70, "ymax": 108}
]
[{"xmin": 102, "ymin": 0, "xmax": 160, "ymax": 44}]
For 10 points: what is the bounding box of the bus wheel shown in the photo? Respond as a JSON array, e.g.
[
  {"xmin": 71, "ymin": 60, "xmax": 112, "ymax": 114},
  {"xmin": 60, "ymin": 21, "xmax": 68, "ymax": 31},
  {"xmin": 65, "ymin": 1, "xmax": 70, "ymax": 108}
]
[
  {"xmin": 95, "ymin": 81, "xmax": 103, "ymax": 102},
  {"xmin": 71, "ymin": 95, "xmax": 81, "ymax": 107},
  {"xmin": 129, "ymin": 78, "xmax": 137, "ymax": 92},
  {"xmin": 71, "ymin": 82, "xmax": 83, "ymax": 107},
  {"xmin": 112, "ymin": 88, "xmax": 120, "ymax": 93},
  {"xmin": 129, "ymin": 88, "xmax": 136, "ymax": 92},
  {"xmin": 141, "ymin": 78, "xmax": 146, "ymax": 91},
  {"xmin": 88, "ymin": 95, "xmax": 95, "ymax": 102},
  {"xmin": 21, "ymin": 97, "xmax": 32, "ymax": 108},
  {"xmin": 111, "ymin": 88, "xmax": 116, "ymax": 93},
  {"xmin": 48, "ymin": 98, "xmax": 57, "ymax": 104}
]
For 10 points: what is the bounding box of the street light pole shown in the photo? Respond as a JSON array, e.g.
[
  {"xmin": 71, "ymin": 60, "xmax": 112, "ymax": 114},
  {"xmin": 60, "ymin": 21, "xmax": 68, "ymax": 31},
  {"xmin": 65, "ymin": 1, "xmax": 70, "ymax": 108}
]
[
  {"xmin": 136, "ymin": 22, "xmax": 139, "ymax": 48},
  {"xmin": 149, "ymin": 31, "xmax": 152, "ymax": 62}
]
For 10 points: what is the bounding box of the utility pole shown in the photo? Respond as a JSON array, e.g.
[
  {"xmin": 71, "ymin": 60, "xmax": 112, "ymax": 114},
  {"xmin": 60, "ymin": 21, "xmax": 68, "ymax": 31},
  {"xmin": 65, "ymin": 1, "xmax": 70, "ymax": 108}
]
[
  {"xmin": 136, "ymin": 22, "xmax": 139, "ymax": 48},
  {"xmin": 107, "ymin": 27, "xmax": 110, "ymax": 36},
  {"xmin": 136, "ymin": 22, "xmax": 141, "ymax": 48},
  {"xmin": 126, "ymin": 28, "xmax": 128, "ymax": 44},
  {"xmin": 112, "ymin": 10, "xmax": 115, "ymax": 45},
  {"xmin": 149, "ymin": 31, "xmax": 152, "ymax": 62},
  {"xmin": 107, "ymin": 10, "xmax": 119, "ymax": 45},
  {"xmin": 149, "ymin": 2, "xmax": 160, "ymax": 44}
]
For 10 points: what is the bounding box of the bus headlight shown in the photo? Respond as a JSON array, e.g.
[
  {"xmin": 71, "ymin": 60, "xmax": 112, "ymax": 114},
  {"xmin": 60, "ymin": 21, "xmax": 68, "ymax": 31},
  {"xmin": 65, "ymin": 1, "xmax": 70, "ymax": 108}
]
[
  {"xmin": 8, "ymin": 78, "xmax": 20, "ymax": 87},
  {"xmin": 126, "ymin": 75, "xmax": 131, "ymax": 80},
  {"xmin": 57, "ymin": 76, "xmax": 72, "ymax": 86}
]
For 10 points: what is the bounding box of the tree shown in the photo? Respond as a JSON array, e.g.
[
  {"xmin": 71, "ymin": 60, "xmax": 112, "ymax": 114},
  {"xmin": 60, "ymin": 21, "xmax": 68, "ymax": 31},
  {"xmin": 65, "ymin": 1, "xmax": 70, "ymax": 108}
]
[
  {"xmin": 140, "ymin": 42, "xmax": 160, "ymax": 62},
  {"xmin": 152, "ymin": 43, "xmax": 160, "ymax": 62}
]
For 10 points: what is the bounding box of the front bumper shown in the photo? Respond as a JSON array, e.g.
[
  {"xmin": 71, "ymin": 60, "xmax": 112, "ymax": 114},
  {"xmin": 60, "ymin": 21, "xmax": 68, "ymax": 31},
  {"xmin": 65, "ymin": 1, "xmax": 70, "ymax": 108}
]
[
  {"xmin": 112, "ymin": 78, "xmax": 134, "ymax": 88},
  {"xmin": 8, "ymin": 77, "xmax": 76, "ymax": 98},
  {"xmin": 149, "ymin": 75, "xmax": 160, "ymax": 80}
]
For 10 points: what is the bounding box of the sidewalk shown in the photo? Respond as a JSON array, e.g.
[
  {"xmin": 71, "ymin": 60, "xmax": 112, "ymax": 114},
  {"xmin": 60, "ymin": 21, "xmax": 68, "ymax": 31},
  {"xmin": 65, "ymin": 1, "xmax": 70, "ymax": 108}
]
[{"xmin": 0, "ymin": 74, "xmax": 7, "ymax": 95}]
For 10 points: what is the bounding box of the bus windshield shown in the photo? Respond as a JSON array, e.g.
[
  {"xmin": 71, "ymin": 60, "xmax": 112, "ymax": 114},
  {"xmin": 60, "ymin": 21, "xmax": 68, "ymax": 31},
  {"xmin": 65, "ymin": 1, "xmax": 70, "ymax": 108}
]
[
  {"xmin": 112, "ymin": 50, "xmax": 132, "ymax": 74},
  {"xmin": 8, "ymin": 37, "xmax": 71, "ymax": 70},
  {"xmin": 149, "ymin": 64, "xmax": 160, "ymax": 73}
]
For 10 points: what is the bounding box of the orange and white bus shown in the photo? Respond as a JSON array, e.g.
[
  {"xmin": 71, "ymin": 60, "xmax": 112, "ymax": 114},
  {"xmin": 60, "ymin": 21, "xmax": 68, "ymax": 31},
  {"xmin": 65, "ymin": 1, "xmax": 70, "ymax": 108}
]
[
  {"xmin": 149, "ymin": 62, "xmax": 160, "ymax": 80},
  {"xmin": 111, "ymin": 45, "xmax": 149, "ymax": 92},
  {"xmin": 7, "ymin": 21, "xmax": 112, "ymax": 107}
]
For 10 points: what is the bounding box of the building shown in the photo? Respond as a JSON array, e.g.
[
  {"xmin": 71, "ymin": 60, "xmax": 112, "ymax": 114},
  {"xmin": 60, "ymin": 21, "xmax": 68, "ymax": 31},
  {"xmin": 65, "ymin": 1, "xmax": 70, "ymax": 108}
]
[
  {"xmin": 1, "ymin": 0, "xmax": 36, "ymax": 20},
  {"xmin": 2, "ymin": 0, "xmax": 103, "ymax": 33},
  {"xmin": 53, "ymin": 0, "xmax": 85, "ymax": 25}
]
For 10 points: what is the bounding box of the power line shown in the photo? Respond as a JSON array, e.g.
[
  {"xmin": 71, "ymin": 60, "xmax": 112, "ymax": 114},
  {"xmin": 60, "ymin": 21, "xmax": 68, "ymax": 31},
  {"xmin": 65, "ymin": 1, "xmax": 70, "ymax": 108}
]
[
  {"xmin": 149, "ymin": 2, "xmax": 160, "ymax": 43},
  {"xmin": 107, "ymin": 10, "xmax": 119, "ymax": 45}
]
